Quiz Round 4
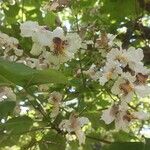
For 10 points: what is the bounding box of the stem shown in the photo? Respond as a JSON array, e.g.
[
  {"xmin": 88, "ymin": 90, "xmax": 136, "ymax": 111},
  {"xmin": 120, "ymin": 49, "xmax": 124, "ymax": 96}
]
[
  {"xmin": 24, "ymin": 88, "xmax": 47, "ymax": 119},
  {"xmin": 86, "ymin": 135, "xmax": 112, "ymax": 144},
  {"xmin": 78, "ymin": 49, "xmax": 86, "ymax": 88}
]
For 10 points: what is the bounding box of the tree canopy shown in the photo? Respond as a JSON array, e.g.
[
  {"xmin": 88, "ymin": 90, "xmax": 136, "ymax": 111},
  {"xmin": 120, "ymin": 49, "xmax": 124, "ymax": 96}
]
[{"xmin": 0, "ymin": 0, "xmax": 150, "ymax": 150}]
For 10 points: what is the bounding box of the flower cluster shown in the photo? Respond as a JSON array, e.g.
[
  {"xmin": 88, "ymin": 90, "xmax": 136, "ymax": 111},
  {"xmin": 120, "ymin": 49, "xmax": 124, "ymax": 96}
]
[
  {"xmin": 0, "ymin": 21, "xmax": 87, "ymax": 145},
  {"xmin": 0, "ymin": 32, "xmax": 23, "ymax": 61},
  {"xmin": 0, "ymin": 20, "xmax": 150, "ymax": 145},
  {"xmin": 20, "ymin": 21, "xmax": 81, "ymax": 69},
  {"xmin": 59, "ymin": 112, "xmax": 89, "ymax": 145},
  {"xmin": 101, "ymin": 103, "xmax": 148, "ymax": 131},
  {"xmin": 48, "ymin": 91, "xmax": 90, "ymax": 144},
  {"xmin": 95, "ymin": 32, "xmax": 117, "ymax": 57},
  {"xmin": 85, "ymin": 33, "xmax": 150, "ymax": 131},
  {"xmin": 48, "ymin": 91, "xmax": 63, "ymax": 118}
]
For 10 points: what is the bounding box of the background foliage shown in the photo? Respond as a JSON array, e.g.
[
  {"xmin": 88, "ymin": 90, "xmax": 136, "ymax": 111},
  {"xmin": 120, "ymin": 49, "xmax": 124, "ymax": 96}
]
[{"xmin": 0, "ymin": 0, "xmax": 150, "ymax": 149}]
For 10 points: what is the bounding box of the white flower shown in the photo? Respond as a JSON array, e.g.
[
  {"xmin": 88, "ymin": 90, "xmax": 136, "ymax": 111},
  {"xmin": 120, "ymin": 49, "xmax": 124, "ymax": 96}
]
[
  {"xmin": 95, "ymin": 33, "xmax": 116, "ymax": 57},
  {"xmin": 115, "ymin": 109, "xmax": 131, "ymax": 132},
  {"xmin": 107, "ymin": 33, "xmax": 117, "ymax": 47},
  {"xmin": 41, "ymin": 27, "xmax": 81, "ymax": 66},
  {"xmin": 134, "ymin": 85, "xmax": 150, "ymax": 98},
  {"xmin": 0, "ymin": 32, "xmax": 24, "ymax": 62},
  {"xmin": 0, "ymin": 32, "xmax": 19, "ymax": 50},
  {"xmin": 132, "ymin": 111, "xmax": 149, "ymax": 120},
  {"xmin": 101, "ymin": 104, "xmax": 119, "ymax": 124},
  {"xmin": 96, "ymin": 32, "xmax": 116, "ymax": 48},
  {"xmin": 30, "ymin": 43, "xmax": 46, "ymax": 56},
  {"xmin": 101, "ymin": 104, "xmax": 129, "ymax": 131},
  {"xmin": 20, "ymin": 23, "xmax": 81, "ymax": 65},
  {"xmin": 136, "ymin": 73, "xmax": 149, "ymax": 85},
  {"xmin": 59, "ymin": 112, "xmax": 89, "ymax": 145},
  {"xmin": 106, "ymin": 48, "xmax": 127, "ymax": 67},
  {"xmin": 124, "ymin": 47, "xmax": 143, "ymax": 67},
  {"xmin": 14, "ymin": 49, "xmax": 23, "ymax": 57},
  {"xmin": 99, "ymin": 61, "xmax": 122, "ymax": 85},
  {"xmin": 32, "ymin": 28, "xmax": 52, "ymax": 47},
  {"xmin": 48, "ymin": 91, "xmax": 63, "ymax": 118},
  {"xmin": 43, "ymin": 1, "xmax": 59, "ymax": 11},
  {"xmin": 42, "ymin": 51, "xmax": 72, "ymax": 67},
  {"xmin": 20, "ymin": 21, "xmax": 40, "ymax": 37},
  {"xmin": 25, "ymin": 57, "xmax": 40, "ymax": 69},
  {"xmin": 49, "ymin": 27, "xmax": 81, "ymax": 58},
  {"xmin": 133, "ymin": 63, "xmax": 150, "ymax": 75},
  {"xmin": 111, "ymin": 72, "xmax": 150, "ymax": 102},
  {"xmin": 101, "ymin": 104, "xmax": 148, "ymax": 132},
  {"xmin": 65, "ymin": 33, "xmax": 81, "ymax": 53},
  {"xmin": 111, "ymin": 73, "xmax": 135, "ymax": 102},
  {"xmin": 38, "ymin": 84, "xmax": 49, "ymax": 92},
  {"xmin": 0, "ymin": 87, "xmax": 16, "ymax": 101},
  {"xmin": 124, "ymin": 47, "xmax": 144, "ymax": 73},
  {"xmin": 83, "ymin": 64, "xmax": 101, "ymax": 81},
  {"xmin": 106, "ymin": 46, "xmax": 145, "ymax": 73},
  {"xmin": 20, "ymin": 21, "xmax": 52, "ymax": 56}
]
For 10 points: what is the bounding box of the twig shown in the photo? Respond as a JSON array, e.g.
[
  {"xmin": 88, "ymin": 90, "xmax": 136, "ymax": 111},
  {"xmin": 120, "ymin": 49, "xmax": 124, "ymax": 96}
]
[{"xmin": 24, "ymin": 88, "xmax": 48, "ymax": 118}]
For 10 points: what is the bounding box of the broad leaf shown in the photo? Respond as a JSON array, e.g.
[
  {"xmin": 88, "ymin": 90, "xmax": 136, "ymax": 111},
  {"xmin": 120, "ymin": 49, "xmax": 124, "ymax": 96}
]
[
  {"xmin": 104, "ymin": 142, "xmax": 144, "ymax": 150},
  {"xmin": 39, "ymin": 130, "xmax": 66, "ymax": 150},
  {"xmin": 0, "ymin": 59, "xmax": 68, "ymax": 86},
  {"xmin": 1, "ymin": 116, "xmax": 33, "ymax": 134},
  {"xmin": 0, "ymin": 100, "xmax": 16, "ymax": 118},
  {"xmin": 144, "ymin": 138, "xmax": 150, "ymax": 150},
  {"xmin": 0, "ymin": 74, "xmax": 14, "ymax": 86}
]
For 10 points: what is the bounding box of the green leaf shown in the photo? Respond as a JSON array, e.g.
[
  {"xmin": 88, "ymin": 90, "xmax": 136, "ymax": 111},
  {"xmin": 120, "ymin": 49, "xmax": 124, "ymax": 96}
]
[
  {"xmin": 0, "ymin": 74, "xmax": 13, "ymax": 86},
  {"xmin": 4, "ymin": 4, "xmax": 20, "ymax": 17},
  {"xmin": 104, "ymin": 142, "xmax": 144, "ymax": 150},
  {"xmin": 68, "ymin": 141, "xmax": 79, "ymax": 150},
  {"xmin": 29, "ymin": 69, "xmax": 68, "ymax": 85},
  {"xmin": 39, "ymin": 130, "xmax": 66, "ymax": 150},
  {"xmin": 112, "ymin": 131, "xmax": 138, "ymax": 142},
  {"xmin": 0, "ymin": 134, "xmax": 20, "ymax": 148},
  {"xmin": 0, "ymin": 100, "xmax": 16, "ymax": 118},
  {"xmin": 102, "ymin": 0, "xmax": 138, "ymax": 21},
  {"xmin": 144, "ymin": 138, "xmax": 150, "ymax": 150},
  {"xmin": 83, "ymin": 133, "xmax": 104, "ymax": 150},
  {"xmin": 0, "ymin": 59, "xmax": 68, "ymax": 86},
  {"xmin": 1, "ymin": 116, "xmax": 33, "ymax": 134}
]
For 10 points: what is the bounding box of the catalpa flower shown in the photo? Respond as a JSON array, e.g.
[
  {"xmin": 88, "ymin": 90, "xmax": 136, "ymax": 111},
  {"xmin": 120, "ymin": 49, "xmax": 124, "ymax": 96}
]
[
  {"xmin": 111, "ymin": 72, "xmax": 150, "ymax": 102},
  {"xmin": 59, "ymin": 112, "xmax": 89, "ymax": 145},
  {"xmin": 42, "ymin": 50, "xmax": 72, "ymax": 68},
  {"xmin": 96, "ymin": 32, "xmax": 116, "ymax": 57},
  {"xmin": 99, "ymin": 61, "xmax": 122, "ymax": 85},
  {"xmin": 83, "ymin": 64, "xmax": 101, "ymax": 81},
  {"xmin": 20, "ymin": 22, "xmax": 81, "ymax": 66},
  {"xmin": 0, "ymin": 32, "xmax": 24, "ymax": 61},
  {"xmin": 20, "ymin": 21, "xmax": 52, "ymax": 56},
  {"xmin": 106, "ymin": 47, "xmax": 144, "ymax": 73},
  {"xmin": 96, "ymin": 32, "xmax": 116, "ymax": 48},
  {"xmin": 48, "ymin": 91, "xmax": 63, "ymax": 118},
  {"xmin": 46, "ymin": 27, "xmax": 81, "ymax": 66},
  {"xmin": 0, "ymin": 87, "xmax": 16, "ymax": 101},
  {"xmin": 0, "ymin": 32, "xmax": 19, "ymax": 50},
  {"xmin": 101, "ymin": 103, "xmax": 149, "ymax": 132},
  {"xmin": 23, "ymin": 56, "xmax": 49, "ymax": 70},
  {"xmin": 136, "ymin": 73, "xmax": 149, "ymax": 85}
]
